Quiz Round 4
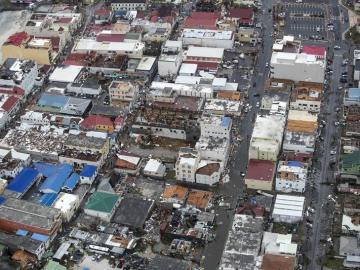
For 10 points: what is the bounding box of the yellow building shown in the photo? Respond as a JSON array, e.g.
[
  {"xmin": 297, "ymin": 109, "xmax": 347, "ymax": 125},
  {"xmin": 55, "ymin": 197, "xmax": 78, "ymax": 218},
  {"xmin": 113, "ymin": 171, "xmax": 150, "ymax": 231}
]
[{"xmin": 1, "ymin": 32, "xmax": 58, "ymax": 65}]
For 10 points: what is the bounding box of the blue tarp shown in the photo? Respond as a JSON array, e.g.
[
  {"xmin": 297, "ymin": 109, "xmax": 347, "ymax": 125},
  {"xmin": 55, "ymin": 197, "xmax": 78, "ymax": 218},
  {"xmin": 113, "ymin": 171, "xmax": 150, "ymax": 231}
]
[
  {"xmin": 37, "ymin": 93, "xmax": 68, "ymax": 109},
  {"xmin": 79, "ymin": 165, "xmax": 97, "ymax": 178},
  {"xmin": 62, "ymin": 173, "xmax": 79, "ymax": 191},
  {"xmin": 6, "ymin": 168, "xmax": 39, "ymax": 193},
  {"xmin": 39, "ymin": 193, "xmax": 58, "ymax": 206},
  {"xmin": 221, "ymin": 116, "xmax": 232, "ymax": 128},
  {"xmin": 35, "ymin": 163, "xmax": 73, "ymax": 193},
  {"xmin": 31, "ymin": 233, "xmax": 49, "ymax": 242},
  {"xmin": 16, "ymin": 229, "xmax": 28, "ymax": 236},
  {"xmin": 0, "ymin": 196, "xmax": 6, "ymax": 205},
  {"xmin": 287, "ymin": 161, "xmax": 304, "ymax": 167}
]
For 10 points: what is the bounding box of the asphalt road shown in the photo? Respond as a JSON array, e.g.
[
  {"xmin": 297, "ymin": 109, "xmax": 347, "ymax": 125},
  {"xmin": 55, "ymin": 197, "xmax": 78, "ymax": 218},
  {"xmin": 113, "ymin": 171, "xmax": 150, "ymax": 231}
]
[
  {"xmin": 202, "ymin": 0, "xmax": 274, "ymax": 269},
  {"xmin": 305, "ymin": 1, "xmax": 348, "ymax": 268}
]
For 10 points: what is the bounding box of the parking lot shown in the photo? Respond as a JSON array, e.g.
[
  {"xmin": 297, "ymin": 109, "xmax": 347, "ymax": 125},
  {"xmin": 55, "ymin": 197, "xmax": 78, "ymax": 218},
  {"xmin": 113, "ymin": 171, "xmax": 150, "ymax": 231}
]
[
  {"xmin": 284, "ymin": 3, "xmax": 325, "ymax": 17},
  {"xmin": 285, "ymin": 16, "xmax": 326, "ymax": 39},
  {"xmin": 282, "ymin": 0, "xmax": 326, "ymax": 3}
]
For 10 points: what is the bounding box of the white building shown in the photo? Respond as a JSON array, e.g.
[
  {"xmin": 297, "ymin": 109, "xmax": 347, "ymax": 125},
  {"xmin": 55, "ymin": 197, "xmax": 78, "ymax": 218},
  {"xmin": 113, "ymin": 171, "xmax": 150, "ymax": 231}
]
[
  {"xmin": 53, "ymin": 192, "xmax": 80, "ymax": 222},
  {"xmin": 179, "ymin": 63, "xmax": 197, "ymax": 76},
  {"xmin": 272, "ymin": 194, "xmax": 305, "ymax": 223},
  {"xmin": 195, "ymin": 136, "xmax": 230, "ymax": 166},
  {"xmin": 20, "ymin": 111, "xmax": 50, "ymax": 126},
  {"xmin": 158, "ymin": 40, "xmax": 183, "ymax": 77},
  {"xmin": 143, "ymin": 159, "xmax": 166, "ymax": 178},
  {"xmin": 276, "ymin": 161, "xmax": 308, "ymax": 193},
  {"xmin": 109, "ymin": 81, "xmax": 138, "ymax": 102},
  {"xmin": 73, "ymin": 39, "xmax": 144, "ymax": 58},
  {"xmin": 150, "ymin": 81, "xmax": 213, "ymax": 99},
  {"xmin": 199, "ymin": 115, "xmax": 232, "ymax": 139},
  {"xmin": 110, "ymin": 0, "xmax": 147, "ymax": 11},
  {"xmin": 270, "ymin": 52, "xmax": 325, "ymax": 83},
  {"xmin": 175, "ymin": 147, "xmax": 200, "ymax": 183},
  {"xmin": 249, "ymin": 115, "xmax": 285, "ymax": 161},
  {"xmin": 196, "ymin": 160, "xmax": 221, "ymax": 186},
  {"xmin": 261, "ymin": 232, "xmax": 298, "ymax": 256},
  {"xmin": 185, "ymin": 46, "xmax": 224, "ymax": 63},
  {"xmin": 181, "ymin": 29, "xmax": 234, "ymax": 49}
]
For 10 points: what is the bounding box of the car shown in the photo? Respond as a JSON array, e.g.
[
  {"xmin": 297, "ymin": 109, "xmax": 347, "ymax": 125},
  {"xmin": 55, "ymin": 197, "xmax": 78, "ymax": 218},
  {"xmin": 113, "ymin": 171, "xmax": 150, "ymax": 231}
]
[
  {"xmin": 340, "ymin": 78, "xmax": 347, "ymax": 83},
  {"xmin": 256, "ymin": 102, "xmax": 260, "ymax": 108},
  {"xmin": 334, "ymin": 45, "xmax": 341, "ymax": 50},
  {"xmin": 253, "ymin": 93, "xmax": 260, "ymax": 97},
  {"xmin": 330, "ymin": 150, "xmax": 337, "ymax": 155},
  {"xmin": 240, "ymin": 172, "xmax": 246, "ymax": 177},
  {"xmin": 334, "ymin": 121, "xmax": 340, "ymax": 126},
  {"xmin": 265, "ymin": 62, "xmax": 269, "ymax": 68},
  {"xmin": 307, "ymin": 206, "xmax": 315, "ymax": 214}
]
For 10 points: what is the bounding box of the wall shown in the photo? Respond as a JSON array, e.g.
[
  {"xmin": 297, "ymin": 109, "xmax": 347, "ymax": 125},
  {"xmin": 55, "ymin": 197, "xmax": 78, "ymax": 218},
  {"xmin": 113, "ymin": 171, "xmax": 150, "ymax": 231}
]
[
  {"xmin": 196, "ymin": 171, "xmax": 220, "ymax": 185},
  {"xmin": 158, "ymin": 57, "xmax": 182, "ymax": 77},
  {"xmin": 290, "ymin": 100, "xmax": 321, "ymax": 113},
  {"xmin": 245, "ymin": 178, "xmax": 273, "ymax": 191},
  {"xmin": 2, "ymin": 45, "xmax": 52, "ymax": 65}
]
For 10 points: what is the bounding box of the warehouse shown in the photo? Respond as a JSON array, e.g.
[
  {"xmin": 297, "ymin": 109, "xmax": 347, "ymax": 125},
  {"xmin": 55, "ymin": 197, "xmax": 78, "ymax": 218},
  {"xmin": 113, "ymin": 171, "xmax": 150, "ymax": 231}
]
[
  {"xmin": 5, "ymin": 167, "xmax": 41, "ymax": 198},
  {"xmin": 181, "ymin": 29, "xmax": 234, "ymax": 49},
  {"xmin": 84, "ymin": 191, "xmax": 121, "ymax": 222},
  {"xmin": 272, "ymin": 194, "xmax": 305, "ymax": 223}
]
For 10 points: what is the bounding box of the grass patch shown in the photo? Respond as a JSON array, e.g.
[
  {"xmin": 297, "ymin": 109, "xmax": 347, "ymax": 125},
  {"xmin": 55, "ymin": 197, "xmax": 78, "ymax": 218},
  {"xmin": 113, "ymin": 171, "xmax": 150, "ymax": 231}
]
[
  {"xmin": 321, "ymin": 256, "xmax": 344, "ymax": 269},
  {"xmin": 165, "ymin": 170, "xmax": 176, "ymax": 180}
]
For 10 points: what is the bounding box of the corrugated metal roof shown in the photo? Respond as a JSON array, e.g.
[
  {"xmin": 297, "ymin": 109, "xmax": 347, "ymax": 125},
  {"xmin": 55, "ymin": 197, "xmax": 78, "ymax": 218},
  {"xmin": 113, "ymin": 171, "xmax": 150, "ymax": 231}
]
[
  {"xmin": 39, "ymin": 193, "xmax": 58, "ymax": 206},
  {"xmin": 62, "ymin": 173, "xmax": 79, "ymax": 191},
  {"xmin": 80, "ymin": 165, "xmax": 97, "ymax": 178},
  {"xmin": 6, "ymin": 167, "xmax": 39, "ymax": 193}
]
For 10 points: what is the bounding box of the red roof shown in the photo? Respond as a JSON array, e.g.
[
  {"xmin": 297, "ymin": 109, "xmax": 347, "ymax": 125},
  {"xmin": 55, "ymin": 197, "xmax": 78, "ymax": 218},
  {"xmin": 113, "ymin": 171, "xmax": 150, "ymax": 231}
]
[
  {"xmin": 94, "ymin": 9, "xmax": 111, "ymax": 16},
  {"xmin": 80, "ymin": 115, "xmax": 113, "ymax": 129},
  {"xmin": 6, "ymin": 32, "xmax": 28, "ymax": 46},
  {"xmin": 245, "ymin": 159, "xmax": 276, "ymax": 182},
  {"xmin": 0, "ymin": 86, "xmax": 25, "ymax": 97},
  {"xmin": 55, "ymin": 17, "xmax": 72, "ymax": 24},
  {"xmin": 96, "ymin": 33, "xmax": 125, "ymax": 42},
  {"xmin": 64, "ymin": 53, "xmax": 87, "ymax": 66},
  {"xmin": 1, "ymin": 96, "xmax": 19, "ymax": 112},
  {"xmin": 229, "ymin": 8, "xmax": 253, "ymax": 19},
  {"xmin": 302, "ymin": 45, "xmax": 326, "ymax": 57},
  {"xmin": 184, "ymin": 12, "xmax": 219, "ymax": 30}
]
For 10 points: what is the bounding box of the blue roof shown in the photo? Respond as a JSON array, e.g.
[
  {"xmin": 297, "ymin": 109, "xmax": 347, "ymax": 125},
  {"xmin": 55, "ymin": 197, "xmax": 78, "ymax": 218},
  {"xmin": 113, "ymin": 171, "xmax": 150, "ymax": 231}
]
[
  {"xmin": 16, "ymin": 229, "xmax": 28, "ymax": 236},
  {"xmin": 221, "ymin": 116, "xmax": 231, "ymax": 128},
  {"xmin": 287, "ymin": 161, "xmax": 304, "ymax": 167},
  {"xmin": 0, "ymin": 196, "xmax": 6, "ymax": 205},
  {"xmin": 6, "ymin": 168, "xmax": 39, "ymax": 193},
  {"xmin": 37, "ymin": 93, "xmax": 68, "ymax": 109},
  {"xmin": 31, "ymin": 233, "xmax": 49, "ymax": 242},
  {"xmin": 80, "ymin": 165, "xmax": 97, "ymax": 178},
  {"xmin": 62, "ymin": 173, "xmax": 79, "ymax": 191},
  {"xmin": 36, "ymin": 163, "xmax": 73, "ymax": 193},
  {"xmin": 39, "ymin": 193, "xmax": 58, "ymax": 206}
]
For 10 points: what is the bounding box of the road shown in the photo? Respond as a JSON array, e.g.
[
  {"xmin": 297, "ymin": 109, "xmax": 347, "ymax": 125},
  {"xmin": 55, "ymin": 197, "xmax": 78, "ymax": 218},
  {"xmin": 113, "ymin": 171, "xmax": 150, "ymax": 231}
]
[
  {"xmin": 202, "ymin": 0, "xmax": 274, "ymax": 269},
  {"xmin": 305, "ymin": 1, "xmax": 348, "ymax": 268}
]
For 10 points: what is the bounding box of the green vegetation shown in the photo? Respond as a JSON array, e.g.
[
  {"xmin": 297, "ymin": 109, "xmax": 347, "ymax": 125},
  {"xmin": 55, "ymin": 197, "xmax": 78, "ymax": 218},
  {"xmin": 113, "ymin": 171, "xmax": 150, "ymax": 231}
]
[
  {"xmin": 321, "ymin": 256, "xmax": 344, "ymax": 269},
  {"xmin": 345, "ymin": 26, "xmax": 360, "ymax": 45}
]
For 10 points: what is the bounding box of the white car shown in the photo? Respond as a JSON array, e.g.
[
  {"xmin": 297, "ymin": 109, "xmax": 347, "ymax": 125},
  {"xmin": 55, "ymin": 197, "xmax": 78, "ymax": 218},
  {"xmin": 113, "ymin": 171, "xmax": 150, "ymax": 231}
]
[{"xmin": 330, "ymin": 150, "xmax": 337, "ymax": 155}]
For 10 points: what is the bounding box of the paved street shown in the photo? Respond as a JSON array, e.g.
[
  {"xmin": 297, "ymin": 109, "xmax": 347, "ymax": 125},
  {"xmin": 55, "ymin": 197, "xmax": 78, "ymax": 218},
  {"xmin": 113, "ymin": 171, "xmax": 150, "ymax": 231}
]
[{"xmin": 202, "ymin": 0, "xmax": 274, "ymax": 269}]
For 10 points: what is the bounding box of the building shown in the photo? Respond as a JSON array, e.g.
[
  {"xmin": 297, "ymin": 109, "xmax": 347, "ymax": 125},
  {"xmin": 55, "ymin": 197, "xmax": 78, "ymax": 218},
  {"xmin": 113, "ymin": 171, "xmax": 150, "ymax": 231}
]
[
  {"xmin": 282, "ymin": 131, "xmax": 315, "ymax": 162},
  {"xmin": 175, "ymin": 148, "xmax": 200, "ymax": 183},
  {"xmin": 261, "ymin": 232, "xmax": 298, "ymax": 256},
  {"xmin": 183, "ymin": 12, "xmax": 219, "ymax": 30},
  {"xmin": 158, "ymin": 40, "xmax": 183, "ymax": 78},
  {"xmin": 341, "ymin": 150, "xmax": 360, "ymax": 177},
  {"xmin": 276, "ymin": 161, "xmax": 307, "ymax": 193},
  {"xmin": 236, "ymin": 27, "xmax": 259, "ymax": 45},
  {"xmin": 5, "ymin": 167, "xmax": 41, "ymax": 198},
  {"xmin": 0, "ymin": 58, "xmax": 38, "ymax": 96},
  {"xmin": 195, "ymin": 136, "xmax": 230, "ymax": 165},
  {"xmin": 109, "ymin": 81, "xmax": 138, "ymax": 103},
  {"xmin": 143, "ymin": 159, "xmax": 166, "ymax": 178},
  {"xmin": 287, "ymin": 110, "xmax": 318, "ymax": 134},
  {"xmin": 72, "ymin": 39, "xmax": 144, "ymax": 59},
  {"xmin": 195, "ymin": 161, "xmax": 221, "ymax": 186},
  {"xmin": 261, "ymin": 254, "xmax": 296, "ymax": 270},
  {"xmin": 149, "ymin": 81, "xmax": 213, "ymax": 99},
  {"xmin": 245, "ymin": 159, "xmax": 276, "ymax": 191},
  {"xmin": 219, "ymin": 214, "xmax": 263, "ymax": 270},
  {"xmin": 185, "ymin": 46, "xmax": 224, "ymax": 63},
  {"xmin": 160, "ymin": 184, "xmax": 188, "ymax": 206},
  {"xmin": 80, "ymin": 115, "xmax": 114, "ymax": 133},
  {"xmin": 110, "ymin": 0, "xmax": 147, "ymax": 11},
  {"xmin": 84, "ymin": 191, "xmax": 121, "ymax": 222},
  {"xmin": 199, "ymin": 115, "xmax": 232, "ymax": 139},
  {"xmin": 249, "ymin": 115, "xmax": 285, "ymax": 161},
  {"xmin": 290, "ymin": 84, "xmax": 322, "ymax": 112},
  {"xmin": 272, "ymin": 195, "xmax": 305, "ymax": 223},
  {"xmin": 204, "ymin": 99, "xmax": 241, "ymax": 116},
  {"xmin": 148, "ymin": 255, "xmax": 191, "ymax": 270},
  {"xmin": 302, "ymin": 45, "xmax": 326, "ymax": 59},
  {"xmin": 53, "ymin": 192, "xmax": 80, "ymax": 222},
  {"xmin": 344, "ymin": 88, "xmax": 360, "ymax": 106},
  {"xmin": 340, "ymin": 235, "xmax": 360, "ymax": 268},
  {"xmin": 227, "ymin": 8, "xmax": 254, "ymax": 26},
  {"xmin": 0, "ymin": 197, "xmax": 62, "ymax": 238},
  {"xmin": 79, "ymin": 165, "xmax": 98, "ymax": 185},
  {"xmin": 115, "ymin": 152, "xmax": 141, "ymax": 175},
  {"xmin": 270, "ymin": 52, "xmax": 325, "ymax": 83},
  {"xmin": 2, "ymin": 32, "xmax": 59, "ymax": 65},
  {"xmin": 181, "ymin": 29, "xmax": 234, "ymax": 49}
]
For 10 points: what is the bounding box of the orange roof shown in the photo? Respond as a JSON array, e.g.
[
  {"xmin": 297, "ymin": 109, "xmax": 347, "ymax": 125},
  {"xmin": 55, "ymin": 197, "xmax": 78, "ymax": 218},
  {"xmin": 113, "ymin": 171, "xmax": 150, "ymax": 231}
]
[
  {"xmin": 186, "ymin": 190, "xmax": 213, "ymax": 210},
  {"xmin": 162, "ymin": 185, "xmax": 188, "ymax": 200},
  {"xmin": 196, "ymin": 163, "xmax": 220, "ymax": 176},
  {"xmin": 115, "ymin": 159, "xmax": 137, "ymax": 170},
  {"xmin": 262, "ymin": 254, "xmax": 296, "ymax": 270}
]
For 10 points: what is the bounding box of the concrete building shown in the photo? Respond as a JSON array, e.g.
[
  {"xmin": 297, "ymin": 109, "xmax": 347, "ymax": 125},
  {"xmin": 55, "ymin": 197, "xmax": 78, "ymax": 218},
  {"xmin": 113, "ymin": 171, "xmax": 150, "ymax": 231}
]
[
  {"xmin": 53, "ymin": 192, "xmax": 80, "ymax": 222},
  {"xmin": 276, "ymin": 161, "xmax": 308, "ymax": 193},
  {"xmin": 249, "ymin": 115, "xmax": 285, "ymax": 161},
  {"xmin": 282, "ymin": 131, "xmax": 315, "ymax": 162},
  {"xmin": 245, "ymin": 159, "xmax": 276, "ymax": 191},
  {"xmin": 110, "ymin": 0, "xmax": 147, "ymax": 11},
  {"xmin": 84, "ymin": 191, "xmax": 121, "ymax": 222},
  {"xmin": 175, "ymin": 147, "xmax": 200, "ymax": 183},
  {"xmin": 344, "ymin": 88, "xmax": 360, "ymax": 107},
  {"xmin": 115, "ymin": 152, "xmax": 141, "ymax": 175},
  {"xmin": 196, "ymin": 161, "xmax": 221, "ymax": 186},
  {"xmin": 0, "ymin": 58, "xmax": 38, "ymax": 96},
  {"xmin": 184, "ymin": 46, "xmax": 224, "ymax": 63},
  {"xmin": 340, "ymin": 235, "xmax": 360, "ymax": 268},
  {"xmin": 195, "ymin": 137, "xmax": 230, "ymax": 165},
  {"xmin": 72, "ymin": 39, "xmax": 144, "ymax": 59},
  {"xmin": 219, "ymin": 214, "xmax": 263, "ymax": 270},
  {"xmin": 2, "ymin": 32, "xmax": 59, "ymax": 65},
  {"xmin": 143, "ymin": 159, "xmax": 166, "ymax": 178},
  {"xmin": 109, "ymin": 81, "xmax": 138, "ymax": 103},
  {"xmin": 149, "ymin": 81, "xmax": 213, "ymax": 99},
  {"xmin": 261, "ymin": 232, "xmax": 298, "ymax": 256},
  {"xmin": 272, "ymin": 195, "xmax": 305, "ymax": 223},
  {"xmin": 199, "ymin": 115, "xmax": 232, "ymax": 139},
  {"xmin": 290, "ymin": 84, "xmax": 322, "ymax": 113},
  {"xmin": 287, "ymin": 110, "xmax": 318, "ymax": 134},
  {"xmin": 270, "ymin": 52, "xmax": 325, "ymax": 83},
  {"xmin": 181, "ymin": 29, "xmax": 234, "ymax": 49},
  {"xmin": 158, "ymin": 40, "xmax": 183, "ymax": 78}
]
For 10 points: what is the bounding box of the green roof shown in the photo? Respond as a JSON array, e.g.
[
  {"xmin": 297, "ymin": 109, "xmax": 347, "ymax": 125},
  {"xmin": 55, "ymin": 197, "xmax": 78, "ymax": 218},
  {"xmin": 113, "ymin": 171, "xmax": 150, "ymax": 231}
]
[
  {"xmin": 43, "ymin": 260, "xmax": 66, "ymax": 270},
  {"xmin": 84, "ymin": 191, "xmax": 119, "ymax": 213},
  {"xmin": 342, "ymin": 151, "xmax": 360, "ymax": 172}
]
